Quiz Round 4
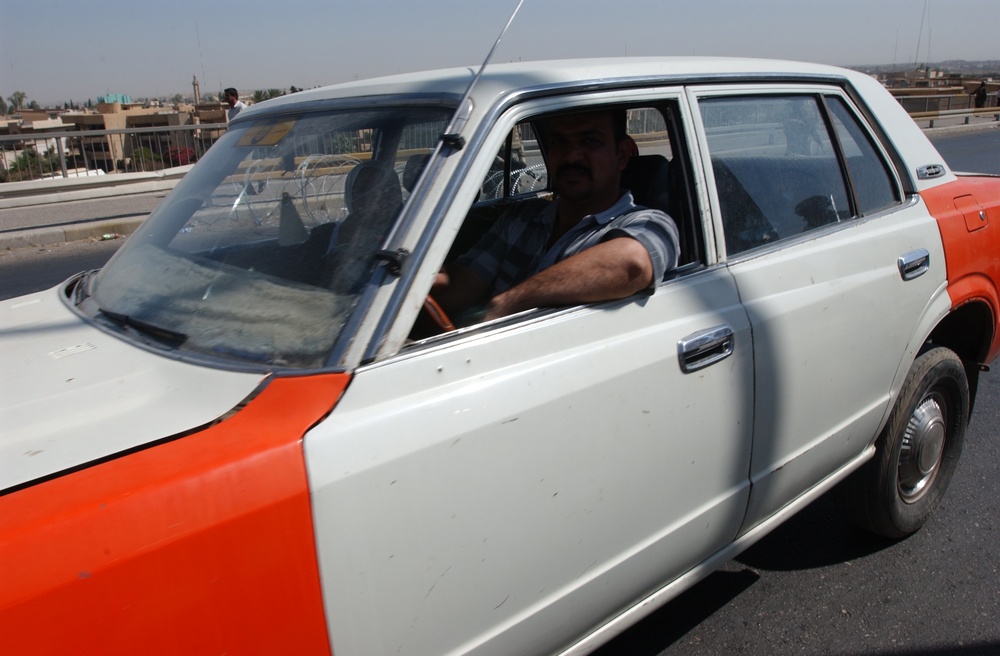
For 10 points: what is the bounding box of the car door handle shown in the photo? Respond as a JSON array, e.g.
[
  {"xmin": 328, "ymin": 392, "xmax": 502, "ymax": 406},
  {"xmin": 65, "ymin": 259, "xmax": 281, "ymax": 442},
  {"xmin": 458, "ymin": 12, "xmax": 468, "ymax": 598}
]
[
  {"xmin": 898, "ymin": 249, "xmax": 930, "ymax": 281},
  {"xmin": 678, "ymin": 325, "xmax": 735, "ymax": 374}
]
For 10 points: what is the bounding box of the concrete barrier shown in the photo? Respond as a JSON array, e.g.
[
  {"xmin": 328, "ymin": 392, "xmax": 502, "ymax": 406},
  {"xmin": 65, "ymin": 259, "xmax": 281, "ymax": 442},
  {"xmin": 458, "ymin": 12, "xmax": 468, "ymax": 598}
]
[
  {"xmin": 909, "ymin": 108, "xmax": 1000, "ymax": 129},
  {"xmin": 0, "ymin": 165, "xmax": 192, "ymax": 210}
]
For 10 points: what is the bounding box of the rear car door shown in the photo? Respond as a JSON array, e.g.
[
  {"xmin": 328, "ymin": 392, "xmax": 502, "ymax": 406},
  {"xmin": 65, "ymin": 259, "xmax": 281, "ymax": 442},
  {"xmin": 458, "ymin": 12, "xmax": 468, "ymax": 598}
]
[
  {"xmin": 692, "ymin": 86, "xmax": 948, "ymax": 530},
  {"xmin": 303, "ymin": 93, "xmax": 755, "ymax": 656}
]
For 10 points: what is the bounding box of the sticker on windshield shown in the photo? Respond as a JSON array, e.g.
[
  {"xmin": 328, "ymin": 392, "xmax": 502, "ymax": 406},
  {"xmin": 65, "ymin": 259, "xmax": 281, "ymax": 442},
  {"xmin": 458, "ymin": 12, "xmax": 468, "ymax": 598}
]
[{"xmin": 237, "ymin": 119, "xmax": 297, "ymax": 147}]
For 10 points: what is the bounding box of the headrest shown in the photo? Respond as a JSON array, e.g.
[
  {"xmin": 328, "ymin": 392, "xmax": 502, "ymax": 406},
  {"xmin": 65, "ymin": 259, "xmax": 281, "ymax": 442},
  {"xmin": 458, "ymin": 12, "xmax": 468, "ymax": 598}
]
[
  {"xmin": 402, "ymin": 153, "xmax": 431, "ymax": 193},
  {"xmin": 344, "ymin": 161, "xmax": 402, "ymax": 216},
  {"xmin": 621, "ymin": 154, "xmax": 670, "ymax": 213}
]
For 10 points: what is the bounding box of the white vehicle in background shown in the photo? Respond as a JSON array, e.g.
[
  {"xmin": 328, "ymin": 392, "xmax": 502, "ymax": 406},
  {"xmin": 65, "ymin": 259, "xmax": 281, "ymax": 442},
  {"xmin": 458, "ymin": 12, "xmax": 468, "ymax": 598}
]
[{"xmin": 2, "ymin": 55, "xmax": 1000, "ymax": 655}]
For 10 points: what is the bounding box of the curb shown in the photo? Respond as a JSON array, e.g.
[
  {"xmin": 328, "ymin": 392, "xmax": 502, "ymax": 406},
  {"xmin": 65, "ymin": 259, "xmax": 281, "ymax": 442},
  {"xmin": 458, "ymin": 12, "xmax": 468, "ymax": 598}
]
[
  {"xmin": 920, "ymin": 121, "xmax": 1000, "ymax": 136},
  {"xmin": 0, "ymin": 217, "xmax": 145, "ymax": 251}
]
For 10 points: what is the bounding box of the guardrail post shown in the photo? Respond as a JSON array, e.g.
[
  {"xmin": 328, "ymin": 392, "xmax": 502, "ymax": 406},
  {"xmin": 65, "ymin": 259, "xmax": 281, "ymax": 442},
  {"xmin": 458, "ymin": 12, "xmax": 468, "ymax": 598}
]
[{"xmin": 58, "ymin": 137, "xmax": 68, "ymax": 178}]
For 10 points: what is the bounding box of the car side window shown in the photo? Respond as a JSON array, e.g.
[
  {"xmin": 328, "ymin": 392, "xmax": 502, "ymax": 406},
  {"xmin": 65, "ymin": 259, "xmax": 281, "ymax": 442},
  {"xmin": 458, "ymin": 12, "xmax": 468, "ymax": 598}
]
[
  {"xmin": 700, "ymin": 95, "xmax": 851, "ymax": 255},
  {"xmin": 824, "ymin": 95, "xmax": 901, "ymax": 216},
  {"xmin": 481, "ymin": 121, "xmax": 548, "ymax": 200}
]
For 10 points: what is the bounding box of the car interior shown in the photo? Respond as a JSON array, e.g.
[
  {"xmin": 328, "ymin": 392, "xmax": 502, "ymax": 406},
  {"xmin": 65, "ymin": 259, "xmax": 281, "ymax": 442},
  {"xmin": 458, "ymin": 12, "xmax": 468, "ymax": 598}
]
[{"xmin": 442, "ymin": 102, "xmax": 703, "ymax": 279}]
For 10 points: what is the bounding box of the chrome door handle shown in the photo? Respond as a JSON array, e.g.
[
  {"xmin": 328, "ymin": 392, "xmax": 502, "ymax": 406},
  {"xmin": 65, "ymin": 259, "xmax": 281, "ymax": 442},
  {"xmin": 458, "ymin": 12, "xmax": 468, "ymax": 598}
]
[
  {"xmin": 898, "ymin": 249, "xmax": 930, "ymax": 281},
  {"xmin": 678, "ymin": 325, "xmax": 734, "ymax": 373}
]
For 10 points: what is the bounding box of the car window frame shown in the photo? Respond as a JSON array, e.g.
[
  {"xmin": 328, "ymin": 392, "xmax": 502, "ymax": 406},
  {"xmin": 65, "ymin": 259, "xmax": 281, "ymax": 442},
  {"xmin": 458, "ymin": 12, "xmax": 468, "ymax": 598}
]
[
  {"xmin": 821, "ymin": 93, "xmax": 905, "ymax": 216},
  {"xmin": 366, "ymin": 86, "xmax": 709, "ymax": 363},
  {"xmin": 688, "ymin": 83, "xmax": 907, "ymax": 262}
]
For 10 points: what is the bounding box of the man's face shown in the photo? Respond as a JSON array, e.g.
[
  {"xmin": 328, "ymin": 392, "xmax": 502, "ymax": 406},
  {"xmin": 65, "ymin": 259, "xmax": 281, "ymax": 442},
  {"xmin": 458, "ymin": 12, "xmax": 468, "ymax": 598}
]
[
  {"xmin": 225, "ymin": 93, "xmax": 237, "ymax": 107},
  {"xmin": 543, "ymin": 112, "xmax": 629, "ymax": 206}
]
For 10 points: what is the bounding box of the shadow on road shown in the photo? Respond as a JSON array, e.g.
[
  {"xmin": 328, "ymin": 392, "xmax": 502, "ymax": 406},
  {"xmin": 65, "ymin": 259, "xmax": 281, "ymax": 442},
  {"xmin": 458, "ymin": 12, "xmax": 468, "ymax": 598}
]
[
  {"xmin": 736, "ymin": 493, "xmax": 900, "ymax": 572},
  {"xmin": 592, "ymin": 567, "xmax": 759, "ymax": 656},
  {"xmin": 593, "ymin": 493, "xmax": 906, "ymax": 655}
]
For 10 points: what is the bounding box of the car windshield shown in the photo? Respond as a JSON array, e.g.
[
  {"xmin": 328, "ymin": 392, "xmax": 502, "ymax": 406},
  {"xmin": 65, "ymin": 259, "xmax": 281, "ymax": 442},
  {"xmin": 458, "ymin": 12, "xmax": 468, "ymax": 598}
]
[{"xmin": 82, "ymin": 104, "xmax": 451, "ymax": 369}]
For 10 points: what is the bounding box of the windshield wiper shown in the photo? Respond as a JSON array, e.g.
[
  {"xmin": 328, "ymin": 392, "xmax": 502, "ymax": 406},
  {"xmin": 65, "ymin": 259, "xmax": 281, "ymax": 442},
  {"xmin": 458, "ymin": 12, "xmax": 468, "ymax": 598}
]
[{"xmin": 99, "ymin": 308, "xmax": 188, "ymax": 348}]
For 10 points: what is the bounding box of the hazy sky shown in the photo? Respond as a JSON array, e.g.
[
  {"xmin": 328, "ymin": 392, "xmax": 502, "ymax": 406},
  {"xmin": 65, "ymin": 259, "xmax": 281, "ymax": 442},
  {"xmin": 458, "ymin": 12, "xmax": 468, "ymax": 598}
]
[{"xmin": 2, "ymin": 0, "xmax": 996, "ymax": 106}]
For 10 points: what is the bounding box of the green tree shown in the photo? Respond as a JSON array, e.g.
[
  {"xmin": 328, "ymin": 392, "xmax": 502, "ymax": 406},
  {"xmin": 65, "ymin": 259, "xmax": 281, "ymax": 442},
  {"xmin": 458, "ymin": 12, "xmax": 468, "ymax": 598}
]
[
  {"xmin": 8, "ymin": 90, "xmax": 27, "ymax": 112},
  {"xmin": 252, "ymin": 88, "xmax": 283, "ymax": 103},
  {"xmin": 0, "ymin": 96, "xmax": 8, "ymax": 114},
  {"xmin": 4, "ymin": 149, "xmax": 60, "ymax": 181}
]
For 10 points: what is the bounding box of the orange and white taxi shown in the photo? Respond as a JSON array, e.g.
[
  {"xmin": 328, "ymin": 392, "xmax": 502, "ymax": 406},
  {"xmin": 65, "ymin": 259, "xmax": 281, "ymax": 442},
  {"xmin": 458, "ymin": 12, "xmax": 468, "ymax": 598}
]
[{"xmin": 3, "ymin": 58, "xmax": 1000, "ymax": 655}]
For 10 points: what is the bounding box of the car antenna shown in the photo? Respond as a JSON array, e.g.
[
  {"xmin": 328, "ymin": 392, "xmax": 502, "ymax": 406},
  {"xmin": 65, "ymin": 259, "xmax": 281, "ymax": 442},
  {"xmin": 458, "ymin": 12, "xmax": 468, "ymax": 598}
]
[{"xmin": 440, "ymin": 0, "xmax": 525, "ymax": 151}]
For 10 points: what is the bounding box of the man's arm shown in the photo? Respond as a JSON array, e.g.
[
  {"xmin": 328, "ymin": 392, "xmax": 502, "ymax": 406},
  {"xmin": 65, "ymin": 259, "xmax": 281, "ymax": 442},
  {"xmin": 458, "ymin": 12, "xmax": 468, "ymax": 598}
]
[
  {"xmin": 484, "ymin": 236, "xmax": 653, "ymax": 320},
  {"xmin": 432, "ymin": 262, "xmax": 490, "ymax": 317}
]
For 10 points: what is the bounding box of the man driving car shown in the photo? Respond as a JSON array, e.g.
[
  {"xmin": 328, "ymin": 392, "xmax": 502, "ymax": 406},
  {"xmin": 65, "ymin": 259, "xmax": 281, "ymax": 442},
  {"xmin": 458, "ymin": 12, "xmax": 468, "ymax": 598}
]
[{"xmin": 433, "ymin": 108, "xmax": 680, "ymax": 322}]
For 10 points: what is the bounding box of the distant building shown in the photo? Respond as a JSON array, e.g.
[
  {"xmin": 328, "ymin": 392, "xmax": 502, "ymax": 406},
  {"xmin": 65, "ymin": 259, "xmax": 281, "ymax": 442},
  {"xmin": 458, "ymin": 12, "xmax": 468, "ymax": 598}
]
[
  {"xmin": 97, "ymin": 93, "xmax": 132, "ymax": 105},
  {"xmin": 1, "ymin": 94, "xmax": 230, "ymax": 180}
]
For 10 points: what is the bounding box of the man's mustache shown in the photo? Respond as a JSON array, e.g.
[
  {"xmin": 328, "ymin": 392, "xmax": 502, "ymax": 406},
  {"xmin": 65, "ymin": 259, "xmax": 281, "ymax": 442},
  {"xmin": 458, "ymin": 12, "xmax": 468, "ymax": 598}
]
[{"xmin": 556, "ymin": 163, "xmax": 592, "ymax": 179}]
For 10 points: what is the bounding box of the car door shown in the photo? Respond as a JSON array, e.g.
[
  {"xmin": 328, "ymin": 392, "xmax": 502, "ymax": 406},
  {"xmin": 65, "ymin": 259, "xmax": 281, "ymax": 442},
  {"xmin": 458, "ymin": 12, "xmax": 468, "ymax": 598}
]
[
  {"xmin": 303, "ymin": 96, "xmax": 756, "ymax": 656},
  {"xmin": 693, "ymin": 87, "xmax": 948, "ymax": 531}
]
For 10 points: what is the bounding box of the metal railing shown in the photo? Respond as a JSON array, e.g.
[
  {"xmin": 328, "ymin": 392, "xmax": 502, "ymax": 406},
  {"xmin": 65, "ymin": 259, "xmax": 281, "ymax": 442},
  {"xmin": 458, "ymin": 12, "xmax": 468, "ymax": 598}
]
[
  {"xmin": 893, "ymin": 92, "xmax": 1000, "ymax": 126},
  {"xmin": 0, "ymin": 123, "xmax": 227, "ymax": 183},
  {"xmin": 893, "ymin": 92, "xmax": 1000, "ymax": 114},
  {"xmin": 2, "ymin": 92, "xmax": 998, "ymax": 187}
]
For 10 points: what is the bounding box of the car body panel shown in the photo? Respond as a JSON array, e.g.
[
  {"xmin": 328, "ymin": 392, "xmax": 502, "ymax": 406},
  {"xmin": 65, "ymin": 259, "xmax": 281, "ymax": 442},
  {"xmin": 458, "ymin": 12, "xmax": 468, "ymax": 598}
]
[
  {"xmin": 843, "ymin": 72, "xmax": 957, "ymax": 191},
  {"xmin": 729, "ymin": 203, "xmax": 948, "ymax": 529},
  {"xmin": 0, "ymin": 286, "xmax": 266, "ymax": 491},
  {"xmin": 921, "ymin": 176, "xmax": 1000, "ymax": 362},
  {"xmin": 0, "ymin": 374, "xmax": 349, "ymax": 656},
  {"xmin": 306, "ymin": 269, "xmax": 753, "ymax": 656}
]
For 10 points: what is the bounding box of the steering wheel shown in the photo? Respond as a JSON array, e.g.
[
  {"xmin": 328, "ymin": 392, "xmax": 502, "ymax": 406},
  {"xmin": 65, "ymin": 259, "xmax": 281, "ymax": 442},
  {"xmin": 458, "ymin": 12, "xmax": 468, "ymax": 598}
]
[{"xmin": 421, "ymin": 295, "xmax": 455, "ymax": 332}]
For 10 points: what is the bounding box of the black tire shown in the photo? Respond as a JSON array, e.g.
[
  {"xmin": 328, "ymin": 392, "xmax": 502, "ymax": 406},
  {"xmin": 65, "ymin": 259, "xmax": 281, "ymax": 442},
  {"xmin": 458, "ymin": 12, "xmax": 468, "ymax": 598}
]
[{"xmin": 836, "ymin": 346, "xmax": 968, "ymax": 538}]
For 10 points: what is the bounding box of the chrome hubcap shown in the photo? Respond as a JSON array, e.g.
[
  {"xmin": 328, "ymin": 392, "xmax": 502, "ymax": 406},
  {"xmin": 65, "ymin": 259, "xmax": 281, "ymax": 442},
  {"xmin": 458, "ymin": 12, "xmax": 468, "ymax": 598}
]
[{"xmin": 898, "ymin": 392, "xmax": 947, "ymax": 503}]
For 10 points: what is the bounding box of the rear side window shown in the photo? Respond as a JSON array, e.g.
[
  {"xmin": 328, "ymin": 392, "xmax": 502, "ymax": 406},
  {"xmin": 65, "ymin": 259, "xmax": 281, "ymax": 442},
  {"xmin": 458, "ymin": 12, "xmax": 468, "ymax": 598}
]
[
  {"xmin": 700, "ymin": 95, "xmax": 850, "ymax": 255},
  {"xmin": 825, "ymin": 95, "xmax": 901, "ymax": 215}
]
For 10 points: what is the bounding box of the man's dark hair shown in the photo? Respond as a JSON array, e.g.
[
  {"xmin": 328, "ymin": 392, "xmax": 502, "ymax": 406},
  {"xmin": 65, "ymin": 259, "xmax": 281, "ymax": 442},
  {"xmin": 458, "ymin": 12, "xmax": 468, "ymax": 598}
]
[
  {"xmin": 225, "ymin": 88, "xmax": 238, "ymax": 97},
  {"xmin": 610, "ymin": 109, "xmax": 628, "ymax": 142},
  {"xmin": 535, "ymin": 108, "xmax": 630, "ymax": 149}
]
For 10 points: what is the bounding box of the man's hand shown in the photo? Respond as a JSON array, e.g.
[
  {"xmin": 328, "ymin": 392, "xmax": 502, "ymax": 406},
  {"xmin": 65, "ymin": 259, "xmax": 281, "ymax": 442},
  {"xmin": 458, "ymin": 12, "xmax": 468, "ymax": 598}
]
[
  {"xmin": 432, "ymin": 263, "xmax": 489, "ymax": 318},
  {"xmin": 484, "ymin": 237, "xmax": 653, "ymax": 321}
]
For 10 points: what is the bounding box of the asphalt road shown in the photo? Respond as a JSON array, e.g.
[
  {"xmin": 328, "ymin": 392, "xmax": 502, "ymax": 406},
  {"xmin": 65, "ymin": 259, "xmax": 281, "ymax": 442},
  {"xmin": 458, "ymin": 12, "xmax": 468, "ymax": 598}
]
[
  {"xmin": 0, "ymin": 191, "xmax": 165, "ymax": 233},
  {"xmin": 0, "ymin": 128, "xmax": 998, "ymax": 655}
]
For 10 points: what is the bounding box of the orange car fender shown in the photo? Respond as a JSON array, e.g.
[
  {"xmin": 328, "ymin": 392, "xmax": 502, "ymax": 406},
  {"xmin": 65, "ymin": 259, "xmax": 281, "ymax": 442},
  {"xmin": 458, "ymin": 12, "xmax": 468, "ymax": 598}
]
[
  {"xmin": 0, "ymin": 372, "xmax": 350, "ymax": 655},
  {"xmin": 920, "ymin": 177, "xmax": 1000, "ymax": 363}
]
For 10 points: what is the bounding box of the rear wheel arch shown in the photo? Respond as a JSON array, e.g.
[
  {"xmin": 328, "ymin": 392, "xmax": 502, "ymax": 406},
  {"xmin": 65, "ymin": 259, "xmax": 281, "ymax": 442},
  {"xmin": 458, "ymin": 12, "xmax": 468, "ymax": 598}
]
[{"xmin": 927, "ymin": 299, "xmax": 994, "ymax": 410}]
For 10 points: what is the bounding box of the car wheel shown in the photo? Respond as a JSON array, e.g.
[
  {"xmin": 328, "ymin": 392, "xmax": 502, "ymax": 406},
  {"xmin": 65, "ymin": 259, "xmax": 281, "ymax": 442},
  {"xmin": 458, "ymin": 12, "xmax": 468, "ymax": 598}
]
[{"xmin": 836, "ymin": 346, "xmax": 968, "ymax": 538}]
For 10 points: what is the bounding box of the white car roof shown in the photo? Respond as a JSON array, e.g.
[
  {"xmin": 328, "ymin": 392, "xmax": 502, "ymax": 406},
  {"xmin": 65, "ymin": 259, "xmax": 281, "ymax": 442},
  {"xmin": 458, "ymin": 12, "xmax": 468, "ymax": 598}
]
[{"xmin": 249, "ymin": 57, "xmax": 858, "ymax": 111}]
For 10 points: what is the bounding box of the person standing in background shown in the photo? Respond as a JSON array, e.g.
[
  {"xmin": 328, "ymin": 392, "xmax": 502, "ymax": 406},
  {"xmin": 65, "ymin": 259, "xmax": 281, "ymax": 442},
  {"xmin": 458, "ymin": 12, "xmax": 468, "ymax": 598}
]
[{"xmin": 225, "ymin": 88, "xmax": 246, "ymax": 121}]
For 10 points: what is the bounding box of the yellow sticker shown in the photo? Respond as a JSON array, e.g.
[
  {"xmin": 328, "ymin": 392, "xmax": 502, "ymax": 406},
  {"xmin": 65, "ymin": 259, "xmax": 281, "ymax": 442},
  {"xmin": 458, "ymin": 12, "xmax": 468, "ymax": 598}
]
[{"xmin": 237, "ymin": 119, "xmax": 297, "ymax": 147}]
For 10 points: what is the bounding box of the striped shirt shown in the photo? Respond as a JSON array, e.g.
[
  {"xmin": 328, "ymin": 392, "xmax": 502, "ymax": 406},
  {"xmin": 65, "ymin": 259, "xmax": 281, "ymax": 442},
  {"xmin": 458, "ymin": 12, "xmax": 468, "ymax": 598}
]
[{"xmin": 457, "ymin": 192, "xmax": 680, "ymax": 296}]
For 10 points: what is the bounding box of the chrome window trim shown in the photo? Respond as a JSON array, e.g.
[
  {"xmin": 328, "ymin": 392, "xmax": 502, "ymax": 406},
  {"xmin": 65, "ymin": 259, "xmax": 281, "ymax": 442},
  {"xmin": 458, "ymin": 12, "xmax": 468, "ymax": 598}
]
[{"xmin": 364, "ymin": 263, "xmax": 725, "ymax": 372}]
